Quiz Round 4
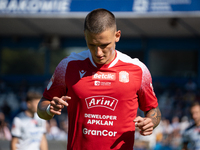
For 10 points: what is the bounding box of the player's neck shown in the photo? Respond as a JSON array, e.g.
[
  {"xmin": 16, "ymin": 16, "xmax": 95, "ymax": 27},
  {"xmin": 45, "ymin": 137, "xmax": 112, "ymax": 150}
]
[
  {"xmin": 95, "ymin": 51, "xmax": 117, "ymax": 68},
  {"xmin": 196, "ymin": 122, "xmax": 200, "ymax": 127},
  {"xmin": 25, "ymin": 110, "xmax": 34, "ymax": 118}
]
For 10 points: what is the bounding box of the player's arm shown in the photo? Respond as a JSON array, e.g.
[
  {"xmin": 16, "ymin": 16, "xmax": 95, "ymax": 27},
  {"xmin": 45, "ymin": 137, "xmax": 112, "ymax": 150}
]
[
  {"xmin": 37, "ymin": 96, "xmax": 71, "ymax": 120},
  {"xmin": 37, "ymin": 97, "xmax": 54, "ymax": 120},
  {"xmin": 10, "ymin": 136, "xmax": 19, "ymax": 150},
  {"xmin": 144, "ymin": 106, "xmax": 161, "ymax": 129},
  {"xmin": 134, "ymin": 106, "xmax": 161, "ymax": 136},
  {"xmin": 134, "ymin": 61, "xmax": 161, "ymax": 135},
  {"xmin": 40, "ymin": 134, "xmax": 48, "ymax": 150}
]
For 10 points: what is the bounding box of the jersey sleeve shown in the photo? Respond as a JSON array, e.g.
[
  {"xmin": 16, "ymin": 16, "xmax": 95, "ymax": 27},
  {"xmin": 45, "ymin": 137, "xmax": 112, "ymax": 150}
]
[
  {"xmin": 11, "ymin": 117, "xmax": 22, "ymax": 138},
  {"xmin": 43, "ymin": 58, "xmax": 69, "ymax": 100},
  {"xmin": 137, "ymin": 62, "xmax": 158, "ymax": 112}
]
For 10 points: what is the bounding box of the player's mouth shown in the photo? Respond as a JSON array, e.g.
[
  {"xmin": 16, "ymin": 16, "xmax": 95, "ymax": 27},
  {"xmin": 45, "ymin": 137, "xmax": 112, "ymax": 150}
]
[{"xmin": 96, "ymin": 56, "xmax": 104, "ymax": 60}]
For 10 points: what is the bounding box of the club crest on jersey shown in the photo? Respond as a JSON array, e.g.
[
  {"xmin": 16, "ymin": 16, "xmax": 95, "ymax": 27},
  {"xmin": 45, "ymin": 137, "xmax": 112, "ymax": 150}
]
[
  {"xmin": 85, "ymin": 96, "xmax": 118, "ymax": 111},
  {"xmin": 119, "ymin": 71, "xmax": 129, "ymax": 83},
  {"xmin": 92, "ymin": 72, "xmax": 116, "ymax": 81},
  {"xmin": 47, "ymin": 73, "xmax": 55, "ymax": 90}
]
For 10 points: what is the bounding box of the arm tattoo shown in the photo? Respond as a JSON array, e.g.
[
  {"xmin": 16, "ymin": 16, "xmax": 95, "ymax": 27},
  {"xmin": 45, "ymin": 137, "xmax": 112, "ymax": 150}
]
[{"xmin": 145, "ymin": 106, "xmax": 161, "ymax": 129}]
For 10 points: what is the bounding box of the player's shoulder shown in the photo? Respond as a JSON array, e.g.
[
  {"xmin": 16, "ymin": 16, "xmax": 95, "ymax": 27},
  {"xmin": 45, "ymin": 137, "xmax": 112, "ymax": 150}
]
[
  {"xmin": 15, "ymin": 111, "xmax": 26, "ymax": 119},
  {"xmin": 61, "ymin": 50, "xmax": 89, "ymax": 63},
  {"xmin": 182, "ymin": 123, "xmax": 196, "ymax": 137},
  {"xmin": 12, "ymin": 111, "xmax": 27, "ymax": 124},
  {"xmin": 116, "ymin": 50, "xmax": 147, "ymax": 70},
  {"xmin": 67, "ymin": 50, "xmax": 90, "ymax": 61},
  {"xmin": 185, "ymin": 123, "xmax": 196, "ymax": 132},
  {"xmin": 56, "ymin": 50, "xmax": 89, "ymax": 69}
]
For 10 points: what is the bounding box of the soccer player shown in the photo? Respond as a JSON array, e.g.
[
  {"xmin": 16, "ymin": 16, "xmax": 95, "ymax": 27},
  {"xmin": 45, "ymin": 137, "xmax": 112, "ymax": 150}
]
[
  {"xmin": 37, "ymin": 8, "xmax": 161, "ymax": 150},
  {"xmin": 182, "ymin": 101, "xmax": 200, "ymax": 150},
  {"xmin": 11, "ymin": 91, "xmax": 48, "ymax": 150}
]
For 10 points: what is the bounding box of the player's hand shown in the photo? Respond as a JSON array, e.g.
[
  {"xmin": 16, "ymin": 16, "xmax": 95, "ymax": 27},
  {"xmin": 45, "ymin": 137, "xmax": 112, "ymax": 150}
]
[
  {"xmin": 133, "ymin": 116, "xmax": 154, "ymax": 136},
  {"xmin": 49, "ymin": 96, "xmax": 71, "ymax": 115}
]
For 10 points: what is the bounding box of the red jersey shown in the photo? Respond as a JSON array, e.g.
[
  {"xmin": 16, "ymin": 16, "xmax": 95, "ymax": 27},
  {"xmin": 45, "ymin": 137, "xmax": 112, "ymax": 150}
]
[{"xmin": 43, "ymin": 50, "xmax": 158, "ymax": 150}]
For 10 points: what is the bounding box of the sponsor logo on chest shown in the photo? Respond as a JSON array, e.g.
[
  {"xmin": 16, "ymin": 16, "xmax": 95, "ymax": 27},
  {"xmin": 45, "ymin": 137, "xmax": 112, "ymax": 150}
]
[
  {"xmin": 94, "ymin": 81, "xmax": 111, "ymax": 86},
  {"xmin": 85, "ymin": 96, "xmax": 118, "ymax": 111},
  {"xmin": 92, "ymin": 72, "xmax": 116, "ymax": 80},
  {"xmin": 92, "ymin": 71, "xmax": 129, "ymax": 83}
]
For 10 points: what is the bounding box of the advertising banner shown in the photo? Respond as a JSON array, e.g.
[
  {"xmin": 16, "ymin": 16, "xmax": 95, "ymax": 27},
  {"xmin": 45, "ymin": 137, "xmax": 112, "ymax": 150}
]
[{"xmin": 0, "ymin": 0, "xmax": 199, "ymax": 15}]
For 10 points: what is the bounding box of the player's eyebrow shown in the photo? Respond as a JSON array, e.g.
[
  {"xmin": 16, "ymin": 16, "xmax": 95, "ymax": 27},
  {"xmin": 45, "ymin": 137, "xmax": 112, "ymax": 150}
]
[
  {"xmin": 89, "ymin": 42, "xmax": 111, "ymax": 46},
  {"xmin": 101, "ymin": 42, "xmax": 111, "ymax": 46}
]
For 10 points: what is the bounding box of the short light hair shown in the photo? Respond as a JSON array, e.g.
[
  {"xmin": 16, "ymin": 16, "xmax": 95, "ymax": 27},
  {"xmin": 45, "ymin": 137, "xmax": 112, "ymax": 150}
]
[
  {"xmin": 84, "ymin": 8, "xmax": 116, "ymax": 33},
  {"xmin": 26, "ymin": 91, "xmax": 42, "ymax": 102}
]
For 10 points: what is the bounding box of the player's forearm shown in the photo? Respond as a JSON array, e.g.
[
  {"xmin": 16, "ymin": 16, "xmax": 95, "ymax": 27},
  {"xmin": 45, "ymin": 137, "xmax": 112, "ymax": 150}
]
[
  {"xmin": 10, "ymin": 143, "xmax": 17, "ymax": 150},
  {"xmin": 144, "ymin": 106, "xmax": 161, "ymax": 129},
  {"xmin": 40, "ymin": 134, "xmax": 48, "ymax": 150},
  {"xmin": 37, "ymin": 97, "xmax": 54, "ymax": 120},
  {"xmin": 10, "ymin": 137, "xmax": 18, "ymax": 150}
]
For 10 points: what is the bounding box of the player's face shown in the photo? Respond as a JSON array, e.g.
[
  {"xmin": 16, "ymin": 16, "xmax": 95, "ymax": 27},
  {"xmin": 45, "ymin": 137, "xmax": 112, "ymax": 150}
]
[
  {"xmin": 191, "ymin": 105, "xmax": 200, "ymax": 125},
  {"xmin": 28, "ymin": 99, "xmax": 40, "ymax": 114},
  {"xmin": 84, "ymin": 29, "xmax": 121, "ymax": 64}
]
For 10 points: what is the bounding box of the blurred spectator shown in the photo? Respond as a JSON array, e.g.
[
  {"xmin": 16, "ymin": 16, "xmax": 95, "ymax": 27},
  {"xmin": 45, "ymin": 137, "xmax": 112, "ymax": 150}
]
[
  {"xmin": 170, "ymin": 129, "xmax": 181, "ymax": 150},
  {"xmin": 158, "ymin": 92, "xmax": 173, "ymax": 119},
  {"xmin": 59, "ymin": 120, "xmax": 68, "ymax": 138},
  {"xmin": 0, "ymin": 112, "xmax": 11, "ymax": 140},
  {"xmin": 1, "ymin": 101, "xmax": 11, "ymax": 122},
  {"xmin": 171, "ymin": 116, "xmax": 180, "ymax": 131},
  {"xmin": 182, "ymin": 101, "xmax": 200, "ymax": 150},
  {"xmin": 4, "ymin": 92, "xmax": 20, "ymax": 123},
  {"xmin": 161, "ymin": 119, "xmax": 173, "ymax": 144},
  {"xmin": 184, "ymin": 79, "xmax": 197, "ymax": 92},
  {"xmin": 179, "ymin": 116, "xmax": 190, "ymax": 134},
  {"xmin": 183, "ymin": 89, "xmax": 196, "ymax": 105},
  {"xmin": 135, "ymin": 122, "xmax": 163, "ymax": 150},
  {"xmin": 10, "ymin": 91, "xmax": 48, "ymax": 150},
  {"xmin": 153, "ymin": 119, "xmax": 173, "ymax": 150},
  {"xmin": 47, "ymin": 118, "xmax": 67, "ymax": 141},
  {"xmin": 45, "ymin": 121, "xmax": 53, "ymax": 140}
]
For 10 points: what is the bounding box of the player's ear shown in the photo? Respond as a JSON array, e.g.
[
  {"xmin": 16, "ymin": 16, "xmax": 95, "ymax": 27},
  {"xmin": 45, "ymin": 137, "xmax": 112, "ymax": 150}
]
[{"xmin": 115, "ymin": 30, "xmax": 121, "ymax": 42}]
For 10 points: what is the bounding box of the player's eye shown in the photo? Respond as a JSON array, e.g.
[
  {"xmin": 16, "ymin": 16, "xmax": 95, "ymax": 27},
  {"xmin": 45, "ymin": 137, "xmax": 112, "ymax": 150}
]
[{"xmin": 100, "ymin": 44, "xmax": 109, "ymax": 48}]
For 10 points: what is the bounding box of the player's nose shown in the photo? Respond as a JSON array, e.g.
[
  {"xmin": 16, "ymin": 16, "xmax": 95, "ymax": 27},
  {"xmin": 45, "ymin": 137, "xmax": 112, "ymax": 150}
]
[{"xmin": 95, "ymin": 47, "xmax": 103, "ymax": 56}]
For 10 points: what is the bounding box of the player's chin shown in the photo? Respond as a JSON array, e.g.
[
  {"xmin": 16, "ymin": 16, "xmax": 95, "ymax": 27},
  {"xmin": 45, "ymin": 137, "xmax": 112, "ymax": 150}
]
[{"xmin": 95, "ymin": 59, "xmax": 106, "ymax": 64}]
